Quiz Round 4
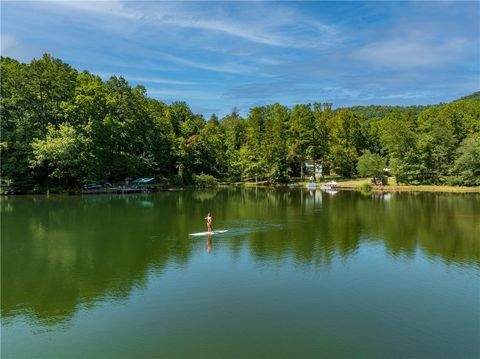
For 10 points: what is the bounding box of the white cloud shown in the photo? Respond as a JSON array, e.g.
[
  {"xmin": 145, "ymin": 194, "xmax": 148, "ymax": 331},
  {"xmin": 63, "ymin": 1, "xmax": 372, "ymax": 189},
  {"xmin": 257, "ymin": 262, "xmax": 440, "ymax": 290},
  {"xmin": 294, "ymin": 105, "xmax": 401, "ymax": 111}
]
[
  {"xmin": 147, "ymin": 88, "xmax": 219, "ymax": 101},
  {"xmin": 1, "ymin": 34, "xmax": 17, "ymax": 54},
  {"xmin": 0, "ymin": 34, "xmax": 41, "ymax": 61},
  {"xmin": 378, "ymin": 91, "xmax": 432, "ymax": 100},
  {"xmin": 53, "ymin": 1, "xmax": 138, "ymax": 20},
  {"xmin": 258, "ymin": 57, "xmax": 283, "ymax": 66},
  {"xmin": 150, "ymin": 3, "xmax": 340, "ymax": 48},
  {"xmin": 158, "ymin": 53, "xmax": 254, "ymax": 74},
  {"xmin": 150, "ymin": 14, "xmax": 313, "ymax": 48},
  {"xmin": 47, "ymin": 1, "xmax": 339, "ymax": 49},
  {"xmin": 354, "ymin": 36, "xmax": 471, "ymax": 69},
  {"xmin": 128, "ymin": 76, "xmax": 197, "ymax": 86},
  {"xmin": 94, "ymin": 72, "xmax": 197, "ymax": 85}
]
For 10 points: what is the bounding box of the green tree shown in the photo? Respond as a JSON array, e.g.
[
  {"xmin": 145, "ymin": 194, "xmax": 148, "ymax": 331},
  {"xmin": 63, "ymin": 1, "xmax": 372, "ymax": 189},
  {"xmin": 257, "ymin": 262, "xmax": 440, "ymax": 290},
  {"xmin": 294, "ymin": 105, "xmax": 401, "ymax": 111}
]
[
  {"xmin": 169, "ymin": 102, "xmax": 205, "ymax": 179},
  {"xmin": 263, "ymin": 104, "xmax": 290, "ymax": 182},
  {"xmin": 312, "ymin": 102, "xmax": 332, "ymax": 175},
  {"xmin": 2, "ymin": 54, "xmax": 480, "ymax": 192},
  {"xmin": 27, "ymin": 54, "xmax": 78, "ymax": 129},
  {"xmin": 416, "ymin": 106, "xmax": 457, "ymax": 183},
  {"xmin": 168, "ymin": 101, "xmax": 196, "ymax": 137},
  {"xmin": 379, "ymin": 109, "xmax": 420, "ymax": 184},
  {"xmin": 93, "ymin": 77, "xmax": 157, "ymax": 179},
  {"xmin": 329, "ymin": 109, "xmax": 363, "ymax": 177},
  {"xmin": 357, "ymin": 150, "xmax": 386, "ymax": 184},
  {"xmin": 30, "ymin": 123, "xmax": 94, "ymax": 188},
  {"xmin": 221, "ymin": 110, "xmax": 246, "ymax": 181},
  {"xmin": 146, "ymin": 99, "xmax": 175, "ymax": 175},
  {"xmin": 452, "ymin": 133, "xmax": 480, "ymax": 186},
  {"xmin": 66, "ymin": 71, "xmax": 110, "ymax": 128},
  {"xmin": 288, "ymin": 104, "xmax": 315, "ymax": 178},
  {"xmin": 1, "ymin": 57, "xmax": 36, "ymax": 192},
  {"xmin": 197, "ymin": 119, "xmax": 226, "ymax": 178},
  {"xmin": 238, "ymin": 106, "xmax": 268, "ymax": 181}
]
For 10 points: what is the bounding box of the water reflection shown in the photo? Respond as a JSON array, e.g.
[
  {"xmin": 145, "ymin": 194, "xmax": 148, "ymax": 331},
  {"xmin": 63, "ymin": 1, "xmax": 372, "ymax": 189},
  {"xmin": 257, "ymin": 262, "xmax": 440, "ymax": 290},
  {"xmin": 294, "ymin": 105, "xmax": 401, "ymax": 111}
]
[
  {"xmin": 207, "ymin": 234, "xmax": 213, "ymax": 254},
  {"xmin": 1, "ymin": 189, "xmax": 479, "ymax": 326}
]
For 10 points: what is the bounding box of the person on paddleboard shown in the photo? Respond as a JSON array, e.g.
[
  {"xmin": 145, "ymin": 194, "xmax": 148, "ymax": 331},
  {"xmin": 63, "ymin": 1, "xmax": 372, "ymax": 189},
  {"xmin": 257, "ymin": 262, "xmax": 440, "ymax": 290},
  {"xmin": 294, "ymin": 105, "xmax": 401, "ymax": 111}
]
[{"xmin": 205, "ymin": 213, "xmax": 213, "ymax": 233}]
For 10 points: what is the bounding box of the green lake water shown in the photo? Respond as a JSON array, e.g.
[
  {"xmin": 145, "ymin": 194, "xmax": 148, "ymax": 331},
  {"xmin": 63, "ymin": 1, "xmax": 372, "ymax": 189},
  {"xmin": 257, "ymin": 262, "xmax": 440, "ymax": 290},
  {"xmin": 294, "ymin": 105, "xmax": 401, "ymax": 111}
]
[{"xmin": 1, "ymin": 188, "xmax": 479, "ymax": 358}]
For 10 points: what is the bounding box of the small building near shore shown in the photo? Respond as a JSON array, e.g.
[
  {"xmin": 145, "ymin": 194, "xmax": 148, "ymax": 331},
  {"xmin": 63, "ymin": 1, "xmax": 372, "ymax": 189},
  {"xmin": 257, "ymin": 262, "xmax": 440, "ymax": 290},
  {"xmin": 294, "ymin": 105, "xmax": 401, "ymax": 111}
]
[
  {"xmin": 304, "ymin": 160, "xmax": 323, "ymax": 178},
  {"xmin": 132, "ymin": 178, "xmax": 158, "ymax": 185}
]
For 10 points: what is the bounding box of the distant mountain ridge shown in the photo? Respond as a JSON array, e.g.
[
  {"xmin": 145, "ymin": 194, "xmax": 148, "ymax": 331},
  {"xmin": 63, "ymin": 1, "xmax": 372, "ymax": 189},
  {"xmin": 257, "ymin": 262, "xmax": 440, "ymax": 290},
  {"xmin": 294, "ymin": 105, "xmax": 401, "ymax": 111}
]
[
  {"xmin": 347, "ymin": 91, "xmax": 479, "ymax": 119},
  {"xmin": 457, "ymin": 91, "xmax": 480, "ymax": 101}
]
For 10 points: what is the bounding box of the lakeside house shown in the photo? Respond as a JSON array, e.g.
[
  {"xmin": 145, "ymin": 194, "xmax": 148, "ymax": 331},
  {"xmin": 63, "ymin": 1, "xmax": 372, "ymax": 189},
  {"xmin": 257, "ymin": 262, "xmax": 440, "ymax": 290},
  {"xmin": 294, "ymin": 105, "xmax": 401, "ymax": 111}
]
[{"xmin": 132, "ymin": 178, "xmax": 159, "ymax": 185}]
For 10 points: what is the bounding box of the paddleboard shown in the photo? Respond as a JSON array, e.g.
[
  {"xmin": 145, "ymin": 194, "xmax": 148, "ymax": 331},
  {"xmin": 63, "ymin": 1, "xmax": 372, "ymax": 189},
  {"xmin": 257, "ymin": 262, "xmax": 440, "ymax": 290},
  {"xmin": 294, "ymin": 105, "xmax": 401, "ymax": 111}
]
[{"xmin": 189, "ymin": 230, "xmax": 228, "ymax": 237}]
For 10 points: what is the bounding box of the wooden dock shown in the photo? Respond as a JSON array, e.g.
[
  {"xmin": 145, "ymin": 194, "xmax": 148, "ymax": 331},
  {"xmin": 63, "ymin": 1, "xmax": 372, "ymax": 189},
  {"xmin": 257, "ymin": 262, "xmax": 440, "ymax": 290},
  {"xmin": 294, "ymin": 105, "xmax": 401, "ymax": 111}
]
[{"xmin": 81, "ymin": 187, "xmax": 147, "ymax": 195}]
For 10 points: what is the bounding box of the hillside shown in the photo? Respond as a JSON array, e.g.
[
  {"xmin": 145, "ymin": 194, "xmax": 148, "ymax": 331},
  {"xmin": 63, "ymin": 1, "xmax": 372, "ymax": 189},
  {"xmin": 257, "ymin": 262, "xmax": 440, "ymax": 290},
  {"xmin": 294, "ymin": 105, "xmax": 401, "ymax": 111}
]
[
  {"xmin": 457, "ymin": 91, "xmax": 480, "ymax": 101},
  {"xmin": 347, "ymin": 91, "xmax": 479, "ymax": 119}
]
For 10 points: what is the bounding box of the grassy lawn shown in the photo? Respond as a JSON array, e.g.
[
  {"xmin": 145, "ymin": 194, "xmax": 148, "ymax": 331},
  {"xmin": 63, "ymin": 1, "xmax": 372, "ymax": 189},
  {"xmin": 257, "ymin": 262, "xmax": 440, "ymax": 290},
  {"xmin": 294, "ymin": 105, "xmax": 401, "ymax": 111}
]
[
  {"xmin": 328, "ymin": 177, "xmax": 480, "ymax": 193},
  {"xmin": 236, "ymin": 177, "xmax": 479, "ymax": 193}
]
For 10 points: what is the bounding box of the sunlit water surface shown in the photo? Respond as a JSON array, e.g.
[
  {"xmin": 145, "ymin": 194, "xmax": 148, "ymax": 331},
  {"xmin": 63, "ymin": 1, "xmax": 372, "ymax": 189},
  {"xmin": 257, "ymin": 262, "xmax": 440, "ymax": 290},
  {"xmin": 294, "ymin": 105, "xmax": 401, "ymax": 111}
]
[{"xmin": 2, "ymin": 189, "xmax": 479, "ymax": 358}]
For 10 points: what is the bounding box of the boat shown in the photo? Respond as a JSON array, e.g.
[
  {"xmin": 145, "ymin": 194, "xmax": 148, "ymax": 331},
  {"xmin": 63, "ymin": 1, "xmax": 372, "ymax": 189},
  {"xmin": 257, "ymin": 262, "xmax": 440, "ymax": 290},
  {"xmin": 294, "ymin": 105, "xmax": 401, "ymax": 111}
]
[{"xmin": 320, "ymin": 180, "xmax": 338, "ymax": 190}]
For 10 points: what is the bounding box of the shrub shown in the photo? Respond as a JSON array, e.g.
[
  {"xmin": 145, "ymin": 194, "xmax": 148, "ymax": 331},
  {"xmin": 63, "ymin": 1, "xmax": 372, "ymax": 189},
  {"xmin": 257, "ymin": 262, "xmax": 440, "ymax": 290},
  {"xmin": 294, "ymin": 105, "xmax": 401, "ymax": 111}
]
[
  {"xmin": 192, "ymin": 173, "xmax": 217, "ymax": 187},
  {"xmin": 359, "ymin": 182, "xmax": 373, "ymax": 193},
  {"xmin": 169, "ymin": 175, "xmax": 184, "ymax": 186}
]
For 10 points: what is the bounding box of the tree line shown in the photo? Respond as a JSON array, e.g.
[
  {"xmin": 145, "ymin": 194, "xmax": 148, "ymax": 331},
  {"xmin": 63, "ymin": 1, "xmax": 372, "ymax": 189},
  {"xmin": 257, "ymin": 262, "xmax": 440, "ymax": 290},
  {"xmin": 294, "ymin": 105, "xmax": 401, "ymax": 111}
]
[{"xmin": 1, "ymin": 54, "xmax": 479, "ymax": 193}]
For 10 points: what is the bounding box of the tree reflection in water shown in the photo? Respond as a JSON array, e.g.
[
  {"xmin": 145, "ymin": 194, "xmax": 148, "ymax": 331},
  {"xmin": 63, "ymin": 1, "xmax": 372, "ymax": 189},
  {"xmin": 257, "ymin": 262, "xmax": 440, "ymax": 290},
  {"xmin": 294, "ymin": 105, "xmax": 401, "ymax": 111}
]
[{"xmin": 1, "ymin": 189, "xmax": 479, "ymax": 326}]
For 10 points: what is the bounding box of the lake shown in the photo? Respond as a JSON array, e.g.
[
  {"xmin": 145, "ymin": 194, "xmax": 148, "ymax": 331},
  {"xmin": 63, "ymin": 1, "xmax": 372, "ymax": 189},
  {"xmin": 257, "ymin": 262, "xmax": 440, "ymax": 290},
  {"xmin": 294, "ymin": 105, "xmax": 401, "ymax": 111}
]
[{"xmin": 1, "ymin": 188, "xmax": 479, "ymax": 358}]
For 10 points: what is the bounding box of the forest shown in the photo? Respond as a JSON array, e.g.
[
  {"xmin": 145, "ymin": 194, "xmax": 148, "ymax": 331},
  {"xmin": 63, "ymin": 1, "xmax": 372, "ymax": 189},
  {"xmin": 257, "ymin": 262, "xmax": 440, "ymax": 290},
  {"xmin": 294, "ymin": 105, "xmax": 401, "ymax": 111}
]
[{"xmin": 1, "ymin": 54, "xmax": 479, "ymax": 193}]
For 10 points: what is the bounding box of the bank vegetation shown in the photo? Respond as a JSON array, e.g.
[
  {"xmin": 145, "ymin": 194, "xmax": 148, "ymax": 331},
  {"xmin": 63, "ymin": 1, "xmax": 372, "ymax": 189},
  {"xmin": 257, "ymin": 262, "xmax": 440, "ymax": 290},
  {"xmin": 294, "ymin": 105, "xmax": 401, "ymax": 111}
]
[{"xmin": 1, "ymin": 55, "xmax": 479, "ymax": 194}]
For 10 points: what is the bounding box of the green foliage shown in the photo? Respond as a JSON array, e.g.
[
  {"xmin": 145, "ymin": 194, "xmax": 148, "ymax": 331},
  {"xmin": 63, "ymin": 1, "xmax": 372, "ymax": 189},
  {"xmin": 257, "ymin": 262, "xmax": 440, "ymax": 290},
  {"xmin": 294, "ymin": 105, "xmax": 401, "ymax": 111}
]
[
  {"xmin": 329, "ymin": 109, "xmax": 363, "ymax": 177},
  {"xmin": 221, "ymin": 110, "xmax": 246, "ymax": 181},
  {"xmin": 330, "ymin": 145, "xmax": 357, "ymax": 177},
  {"xmin": 263, "ymin": 104, "xmax": 290, "ymax": 182},
  {"xmin": 357, "ymin": 150, "xmax": 386, "ymax": 183},
  {"xmin": 192, "ymin": 173, "xmax": 218, "ymax": 187},
  {"xmin": 452, "ymin": 133, "xmax": 480, "ymax": 186},
  {"xmin": 169, "ymin": 174, "xmax": 184, "ymax": 186},
  {"xmin": 378, "ymin": 101, "xmax": 480, "ymax": 185},
  {"xmin": 416, "ymin": 106, "xmax": 457, "ymax": 183},
  {"xmin": 311, "ymin": 103, "xmax": 332, "ymax": 174},
  {"xmin": 239, "ymin": 106, "xmax": 267, "ymax": 181},
  {"xmin": 359, "ymin": 181, "xmax": 373, "ymax": 193},
  {"xmin": 288, "ymin": 104, "xmax": 315, "ymax": 176},
  {"xmin": 30, "ymin": 123, "xmax": 94, "ymax": 187},
  {"xmin": 1, "ymin": 54, "xmax": 479, "ymax": 192},
  {"xmin": 456, "ymin": 91, "xmax": 480, "ymax": 101},
  {"xmin": 379, "ymin": 109, "xmax": 419, "ymax": 184},
  {"xmin": 348, "ymin": 104, "xmax": 428, "ymax": 120}
]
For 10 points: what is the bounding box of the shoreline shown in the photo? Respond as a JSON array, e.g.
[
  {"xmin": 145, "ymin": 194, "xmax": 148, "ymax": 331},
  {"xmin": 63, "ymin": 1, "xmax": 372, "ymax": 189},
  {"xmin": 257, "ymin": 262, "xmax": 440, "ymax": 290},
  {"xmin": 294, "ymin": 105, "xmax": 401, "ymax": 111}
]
[
  {"xmin": 331, "ymin": 179, "xmax": 480, "ymax": 193},
  {"xmin": 369, "ymin": 185, "xmax": 480, "ymax": 193},
  {"xmin": 243, "ymin": 179, "xmax": 480, "ymax": 193},
  {"xmin": 2, "ymin": 181, "xmax": 480, "ymax": 195}
]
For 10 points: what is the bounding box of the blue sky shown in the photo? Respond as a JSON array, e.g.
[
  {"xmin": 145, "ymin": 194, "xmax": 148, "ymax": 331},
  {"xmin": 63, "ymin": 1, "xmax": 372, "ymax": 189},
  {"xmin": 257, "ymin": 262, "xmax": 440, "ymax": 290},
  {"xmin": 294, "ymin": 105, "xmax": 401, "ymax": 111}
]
[{"xmin": 1, "ymin": 1, "xmax": 479, "ymax": 118}]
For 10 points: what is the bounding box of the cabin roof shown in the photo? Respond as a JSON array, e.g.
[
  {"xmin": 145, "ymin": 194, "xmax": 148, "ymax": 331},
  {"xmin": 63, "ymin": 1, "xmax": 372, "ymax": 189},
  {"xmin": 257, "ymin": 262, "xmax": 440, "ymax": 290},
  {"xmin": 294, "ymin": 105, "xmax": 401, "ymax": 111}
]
[{"xmin": 132, "ymin": 177, "xmax": 157, "ymax": 184}]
